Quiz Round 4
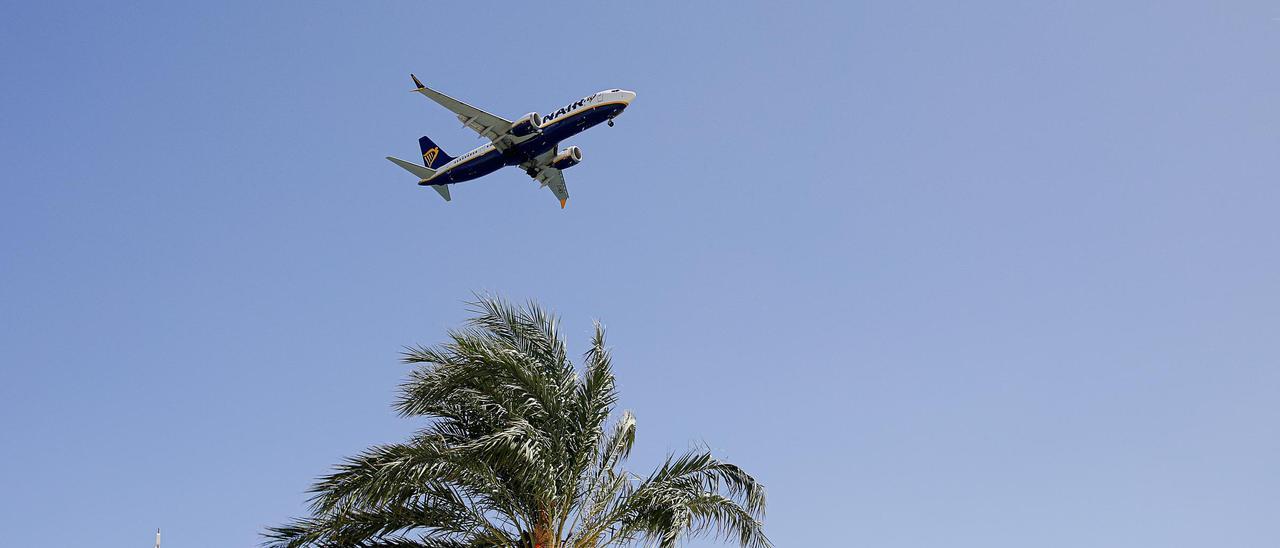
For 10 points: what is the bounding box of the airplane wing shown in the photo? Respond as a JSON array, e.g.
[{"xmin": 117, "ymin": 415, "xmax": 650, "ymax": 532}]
[
  {"xmin": 410, "ymin": 75, "xmax": 513, "ymax": 141},
  {"xmin": 537, "ymin": 169, "xmax": 569, "ymax": 208},
  {"xmin": 521, "ymin": 148, "xmax": 570, "ymax": 208}
]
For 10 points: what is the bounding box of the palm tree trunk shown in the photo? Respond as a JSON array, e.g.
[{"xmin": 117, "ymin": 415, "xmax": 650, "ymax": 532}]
[
  {"xmin": 533, "ymin": 506, "xmax": 556, "ymax": 548},
  {"xmin": 533, "ymin": 526, "xmax": 554, "ymax": 548}
]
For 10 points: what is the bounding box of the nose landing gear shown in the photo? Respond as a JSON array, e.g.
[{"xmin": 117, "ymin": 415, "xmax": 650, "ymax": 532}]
[{"xmin": 607, "ymin": 118, "xmax": 615, "ymax": 127}]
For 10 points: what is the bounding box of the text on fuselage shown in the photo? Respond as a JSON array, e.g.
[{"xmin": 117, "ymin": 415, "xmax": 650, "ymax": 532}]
[{"xmin": 544, "ymin": 94, "xmax": 598, "ymax": 124}]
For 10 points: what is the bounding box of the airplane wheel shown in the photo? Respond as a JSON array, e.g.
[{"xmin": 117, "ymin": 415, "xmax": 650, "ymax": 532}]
[{"xmin": 607, "ymin": 119, "xmax": 615, "ymax": 127}]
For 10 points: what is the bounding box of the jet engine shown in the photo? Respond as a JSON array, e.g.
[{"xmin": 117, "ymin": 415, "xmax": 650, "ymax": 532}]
[
  {"xmin": 551, "ymin": 146, "xmax": 583, "ymax": 170},
  {"xmin": 509, "ymin": 112, "xmax": 542, "ymax": 137}
]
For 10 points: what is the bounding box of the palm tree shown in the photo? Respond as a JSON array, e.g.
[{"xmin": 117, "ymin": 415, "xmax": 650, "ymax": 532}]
[{"xmin": 265, "ymin": 297, "xmax": 770, "ymax": 548}]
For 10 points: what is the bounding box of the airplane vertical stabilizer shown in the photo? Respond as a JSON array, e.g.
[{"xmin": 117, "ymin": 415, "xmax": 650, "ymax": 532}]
[{"xmin": 418, "ymin": 136, "xmax": 454, "ymax": 169}]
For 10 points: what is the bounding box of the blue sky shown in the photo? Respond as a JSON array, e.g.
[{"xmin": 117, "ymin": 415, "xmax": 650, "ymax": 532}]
[{"xmin": 2, "ymin": 1, "xmax": 1279, "ymax": 546}]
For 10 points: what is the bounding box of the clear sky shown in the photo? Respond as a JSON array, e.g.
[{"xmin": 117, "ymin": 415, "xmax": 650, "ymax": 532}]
[{"xmin": 2, "ymin": 2, "xmax": 1278, "ymax": 546}]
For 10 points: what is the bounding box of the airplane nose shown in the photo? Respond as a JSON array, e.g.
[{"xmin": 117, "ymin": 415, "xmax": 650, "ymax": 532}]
[{"xmin": 620, "ymin": 90, "xmax": 637, "ymax": 104}]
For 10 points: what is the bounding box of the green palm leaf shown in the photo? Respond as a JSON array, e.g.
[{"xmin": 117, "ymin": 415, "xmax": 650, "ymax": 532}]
[{"xmin": 265, "ymin": 296, "xmax": 769, "ymax": 548}]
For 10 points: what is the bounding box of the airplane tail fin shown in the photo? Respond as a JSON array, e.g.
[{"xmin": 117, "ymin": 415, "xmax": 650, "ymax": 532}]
[{"xmin": 418, "ymin": 136, "xmax": 454, "ymax": 169}]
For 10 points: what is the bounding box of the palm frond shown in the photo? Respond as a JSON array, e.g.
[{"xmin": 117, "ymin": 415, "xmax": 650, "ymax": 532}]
[{"xmin": 266, "ymin": 296, "xmax": 769, "ymax": 548}]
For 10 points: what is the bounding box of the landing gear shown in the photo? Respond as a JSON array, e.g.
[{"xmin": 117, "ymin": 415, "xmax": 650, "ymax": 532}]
[{"xmin": 607, "ymin": 119, "xmax": 615, "ymax": 127}]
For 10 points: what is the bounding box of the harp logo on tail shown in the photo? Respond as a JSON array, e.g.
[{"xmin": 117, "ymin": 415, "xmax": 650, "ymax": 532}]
[{"xmin": 422, "ymin": 147, "xmax": 440, "ymax": 167}]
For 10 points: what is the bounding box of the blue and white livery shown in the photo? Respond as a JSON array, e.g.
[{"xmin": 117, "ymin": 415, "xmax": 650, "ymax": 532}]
[{"xmin": 387, "ymin": 75, "xmax": 636, "ymax": 208}]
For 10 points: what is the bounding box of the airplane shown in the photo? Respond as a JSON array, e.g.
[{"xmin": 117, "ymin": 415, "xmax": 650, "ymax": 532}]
[{"xmin": 387, "ymin": 75, "xmax": 637, "ymax": 208}]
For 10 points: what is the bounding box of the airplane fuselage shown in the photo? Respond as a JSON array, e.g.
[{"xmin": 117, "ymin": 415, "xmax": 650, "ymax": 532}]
[{"xmin": 427, "ymin": 89, "xmax": 634, "ymax": 184}]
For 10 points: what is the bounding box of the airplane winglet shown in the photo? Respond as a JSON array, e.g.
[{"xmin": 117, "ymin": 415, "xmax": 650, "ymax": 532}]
[
  {"xmin": 410, "ymin": 73, "xmax": 425, "ymax": 91},
  {"xmin": 559, "ymin": 198, "xmax": 567, "ymax": 209}
]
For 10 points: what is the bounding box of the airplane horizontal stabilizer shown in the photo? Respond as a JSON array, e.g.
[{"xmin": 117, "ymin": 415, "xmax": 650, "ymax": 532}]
[
  {"xmin": 386, "ymin": 156, "xmax": 451, "ymax": 202},
  {"xmin": 386, "ymin": 156, "xmax": 436, "ymax": 180}
]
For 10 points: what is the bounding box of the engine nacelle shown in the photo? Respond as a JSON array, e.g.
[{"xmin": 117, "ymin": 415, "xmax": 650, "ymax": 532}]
[
  {"xmin": 509, "ymin": 112, "xmax": 542, "ymax": 137},
  {"xmin": 551, "ymin": 146, "xmax": 583, "ymax": 170}
]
